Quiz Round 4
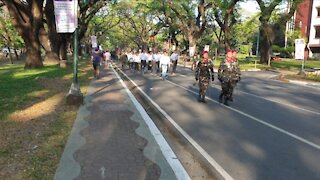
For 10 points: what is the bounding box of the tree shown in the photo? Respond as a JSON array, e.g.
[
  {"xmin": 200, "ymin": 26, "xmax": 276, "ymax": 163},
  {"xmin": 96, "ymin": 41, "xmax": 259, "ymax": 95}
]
[
  {"xmin": 144, "ymin": 0, "xmax": 212, "ymax": 48},
  {"xmin": 231, "ymin": 14, "xmax": 260, "ymax": 55},
  {"xmin": 209, "ymin": 0, "xmax": 242, "ymax": 51},
  {"xmin": 256, "ymin": 0, "xmax": 302, "ymax": 64},
  {"xmin": 0, "ymin": 8, "xmax": 23, "ymax": 63},
  {"xmin": 2, "ymin": 0, "xmax": 44, "ymax": 68},
  {"xmin": 114, "ymin": 1, "xmax": 159, "ymax": 50}
]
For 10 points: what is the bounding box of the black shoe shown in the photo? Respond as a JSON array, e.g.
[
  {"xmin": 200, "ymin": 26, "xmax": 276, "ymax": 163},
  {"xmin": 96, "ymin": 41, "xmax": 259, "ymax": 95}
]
[
  {"xmin": 229, "ymin": 96, "xmax": 234, "ymax": 102},
  {"xmin": 219, "ymin": 94, "xmax": 223, "ymax": 103},
  {"xmin": 198, "ymin": 95, "xmax": 202, "ymax": 102},
  {"xmin": 201, "ymin": 96, "xmax": 207, "ymax": 103},
  {"xmin": 224, "ymin": 97, "xmax": 229, "ymax": 106}
]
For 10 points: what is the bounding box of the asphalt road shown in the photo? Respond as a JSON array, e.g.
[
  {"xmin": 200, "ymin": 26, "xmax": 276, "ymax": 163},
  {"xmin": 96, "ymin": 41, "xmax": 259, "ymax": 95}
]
[{"xmin": 119, "ymin": 65, "xmax": 320, "ymax": 180}]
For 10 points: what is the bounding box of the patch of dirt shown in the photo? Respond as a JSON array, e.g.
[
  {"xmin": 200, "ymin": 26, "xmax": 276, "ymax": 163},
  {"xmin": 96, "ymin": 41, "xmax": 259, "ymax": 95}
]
[{"xmin": 37, "ymin": 77, "xmax": 70, "ymax": 92}]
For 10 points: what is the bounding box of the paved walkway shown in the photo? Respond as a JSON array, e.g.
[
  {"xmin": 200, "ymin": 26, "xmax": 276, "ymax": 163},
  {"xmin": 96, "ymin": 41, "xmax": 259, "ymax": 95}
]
[{"xmin": 54, "ymin": 66, "xmax": 187, "ymax": 180}]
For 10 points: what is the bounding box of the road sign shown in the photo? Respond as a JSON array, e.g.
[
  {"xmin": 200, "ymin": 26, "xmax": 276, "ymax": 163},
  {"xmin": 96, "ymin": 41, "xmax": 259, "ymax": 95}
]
[
  {"xmin": 204, "ymin": 45, "xmax": 210, "ymax": 52},
  {"xmin": 189, "ymin": 46, "xmax": 196, "ymax": 56},
  {"xmin": 54, "ymin": 0, "xmax": 78, "ymax": 33},
  {"xmin": 295, "ymin": 39, "xmax": 305, "ymax": 60},
  {"xmin": 91, "ymin": 36, "xmax": 97, "ymax": 48}
]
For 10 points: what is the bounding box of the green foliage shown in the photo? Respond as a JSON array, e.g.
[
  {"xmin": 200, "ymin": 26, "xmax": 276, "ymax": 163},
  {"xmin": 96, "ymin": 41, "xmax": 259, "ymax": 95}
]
[
  {"xmin": 0, "ymin": 12, "xmax": 24, "ymax": 49},
  {"xmin": 272, "ymin": 45, "xmax": 294, "ymax": 58}
]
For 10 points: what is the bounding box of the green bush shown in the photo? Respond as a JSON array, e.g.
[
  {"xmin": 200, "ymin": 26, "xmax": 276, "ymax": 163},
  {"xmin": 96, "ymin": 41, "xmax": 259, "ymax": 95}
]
[
  {"xmin": 239, "ymin": 45, "xmax": 250, "ymax": 55},
  {"xmin": 272, "ymin": 45, "xmax": 293, "ymax": 58}
]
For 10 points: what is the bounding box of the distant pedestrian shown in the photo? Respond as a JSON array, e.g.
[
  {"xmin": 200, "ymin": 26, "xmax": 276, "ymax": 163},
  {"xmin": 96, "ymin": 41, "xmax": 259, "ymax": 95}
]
[
  {"xmin": 133, "ymin": 51, "xmax": 140, "ymax": 72},
  {"xmin": 140, "ymin": 49, "xmax": 148, "ymax": 73},
  {"xmin": 104, "ymin": 50, "xmax": 111, "ymax": 68},
  {"xmin": 91, "ymin": 47, "xmax": 102, "ymax": 79},
  {"xmin": 152, "ymin": 51, "xmax": 160, "ymax": 74},
  {"xmin": 170, "ymin": 50, "xmax": 179, "ymax": 75},
  {"xmin": 195, "ymin": 50, "xmax": 214, "ymax": 103},
  {"xmin": 159, "ymin": 50, "xmax": 170, "ymax": 80},
  {"xmin": 147, "ymin": 51, "xmax": 153, "ymax": 72},
  {"xmin": 218, "ymin": 50, "xmax": 241, "ymax": 106},
  {"xmin": 119, "ymin": 51, "xmax": 128, "ymax": 69}
]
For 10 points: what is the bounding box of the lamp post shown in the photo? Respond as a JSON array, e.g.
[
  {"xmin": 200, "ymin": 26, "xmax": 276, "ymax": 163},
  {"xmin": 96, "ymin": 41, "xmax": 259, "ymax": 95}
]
[{"xmin": 66, "ymin": 0, "xmax": 87, "ymax": 105}]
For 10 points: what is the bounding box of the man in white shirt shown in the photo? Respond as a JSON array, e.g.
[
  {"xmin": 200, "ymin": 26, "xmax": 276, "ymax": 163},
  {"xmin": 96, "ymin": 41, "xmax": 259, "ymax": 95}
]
[
  {"xmin": 140, "ymin": 49, "xmax": 148, "ymax": 73},
  {"xmin": 170, "ymin": 50, "xmax": 179, "ymax": 75},
  {"xmin": 133, "ymin": 51, "xmax": 140, "ymax": 71},
  {"xmin": 152, "ymin": 51, "xmax": 160, "ymax": 74},
  {"xmin": 147, "ymin": 51, "xmax": 153, "ymax": 72},
  {"xmin": 159, "ymin": 50, "xmax": 170, "ymax": 79}
]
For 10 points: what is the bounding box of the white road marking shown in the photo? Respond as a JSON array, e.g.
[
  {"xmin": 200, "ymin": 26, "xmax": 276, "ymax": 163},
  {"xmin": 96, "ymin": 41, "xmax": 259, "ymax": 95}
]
[
  {"xmin": 162, "ymin": 77, "xmax": 320, "ymax": 151},
  {"xmin": 179, "ymin": 74, "xmax": 187, "ymax": 77},
  {"xmin": 173, "ymin": 69, "xmax": 320, "ymax": 115},
  {"xmin": 100, "ymin": 166, "xmax": 105, "ymax": 179},
  {"xmin": 116, "ymin": 67, "xmax": 233, "ymax": 180},
  {"xmin": 209, "ymin": 84, "xmax": 320, "ymax": 116},
  {"xmin": 112, "ymin": 66, "xmax": 191, "ymax": 180}
]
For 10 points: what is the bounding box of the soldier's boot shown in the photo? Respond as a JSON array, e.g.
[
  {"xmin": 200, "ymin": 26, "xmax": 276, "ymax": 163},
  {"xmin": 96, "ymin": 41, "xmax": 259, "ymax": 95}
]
[
  {"xmin": 229, "ymin": 92, "xmax": 234, "ymax": 102},
  {"xmin": 201, "ymin": 95, "xmax": 207, "ymax": 103},
  {"xmin": 219, "ymin": 93, "xmax": 223, "ymax": 103},
  {"xmin": 198, "ymin": 95, "xmax": 202, "ymax": 102},
  {"xmin": 224, "ymin": 96, "xmax": 229, "ymax": 106}
]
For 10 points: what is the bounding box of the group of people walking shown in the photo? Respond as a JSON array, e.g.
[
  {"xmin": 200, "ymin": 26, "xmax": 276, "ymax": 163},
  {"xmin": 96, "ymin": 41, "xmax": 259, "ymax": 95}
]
[
  {"xmin": 194, "ymin": 49, "xmax": 241, "ymax": 106},
  {"xmin": 91, "ymin": 46, "xmax": 241, "ymax": 106},
  {"xmin": 119, "ymin": 49, "xmax": 179, "ymax": 79}
]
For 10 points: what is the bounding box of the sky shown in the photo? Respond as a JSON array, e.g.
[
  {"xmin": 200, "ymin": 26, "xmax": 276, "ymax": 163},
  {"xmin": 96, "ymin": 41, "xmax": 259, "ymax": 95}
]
[{"xmin": 239, "ymin": 1, "xmax": 260, "ymax": 18}]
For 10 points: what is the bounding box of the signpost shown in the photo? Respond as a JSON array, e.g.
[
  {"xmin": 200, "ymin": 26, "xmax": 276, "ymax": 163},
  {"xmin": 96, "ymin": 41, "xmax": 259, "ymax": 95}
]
[
  {"xmin": 54, "ymin": 0, "xmax": 84, "ymax": 105},
  {"xmin": 295, "ymin": 39, "xmax": 306, "ymax": 74},
  {"xmin": 91, "ymin": 36, "xmax": 97, "ymax": 48},
  {"xmin": 204, "ymin": 45, "xmax": 210, "ymax": 52},
  {"xmin": 53, "ymin": 0, "xmax": 78, "ymax": 33}
]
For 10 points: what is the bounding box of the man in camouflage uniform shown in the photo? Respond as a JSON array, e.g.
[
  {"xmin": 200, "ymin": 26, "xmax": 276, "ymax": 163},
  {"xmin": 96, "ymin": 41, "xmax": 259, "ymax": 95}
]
[
  {"xmin": 218, "ymin": 50, "xmax": 241, "ymax": 106},
  {"xmin": 195, "ymin": 51, "xmax": 214, "ymax": 103},
  {"xmin": 119, "ymin": 51, "xmax": 128, "ymax": 69}
]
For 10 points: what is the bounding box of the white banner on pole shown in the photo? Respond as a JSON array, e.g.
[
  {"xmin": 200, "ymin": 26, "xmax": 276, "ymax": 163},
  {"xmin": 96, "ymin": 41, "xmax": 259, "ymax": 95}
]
[
  {"xmin": 295, "ymin": 39, "xmax": 305, "ymax": 60},
  {"xmin": 91, "ymin": 36, "xmax": 97, "ymax": 48},
  {"xmin": 54, "ymin": 0, "xmax": 78, "ymax": 33},
  {"xmin": 204, "ymin": 45, "xmax": 210, "ymax": 52},
  {"xmin": 189, "ymin": 46, "xmax": 196, "ymax": 56}
]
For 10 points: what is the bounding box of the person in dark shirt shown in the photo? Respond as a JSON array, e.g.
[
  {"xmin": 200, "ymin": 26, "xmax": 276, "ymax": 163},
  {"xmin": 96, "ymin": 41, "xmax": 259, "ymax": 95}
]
[{"xmin": 91, "ymin": 47, "xmax": 102, "ymax": 79}]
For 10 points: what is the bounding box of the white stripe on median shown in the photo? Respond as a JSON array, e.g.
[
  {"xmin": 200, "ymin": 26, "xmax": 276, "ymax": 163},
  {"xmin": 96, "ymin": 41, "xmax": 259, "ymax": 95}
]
[
  {"xmin": 111, "ymin": 66, "xmax": 191, "ymax": 180},
  {"xmin": 115, "ymin": 66, "xmax": 234, "ymax": 180}
]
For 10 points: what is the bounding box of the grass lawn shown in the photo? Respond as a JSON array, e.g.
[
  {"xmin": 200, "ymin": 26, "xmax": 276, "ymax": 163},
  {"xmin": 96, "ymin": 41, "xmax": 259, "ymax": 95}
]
[{"xmin": 0, "ymin": 57, "xmax": 92, "ymax": 179}]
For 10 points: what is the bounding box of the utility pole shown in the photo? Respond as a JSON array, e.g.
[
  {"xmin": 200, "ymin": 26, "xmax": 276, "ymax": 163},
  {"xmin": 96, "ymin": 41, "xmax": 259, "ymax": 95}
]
[
  {"xmin": 256, "ymin": 30, "xmax": 260, "ymax": 56},
  {"xmin": 66, "ymin": 0, "xmax": 87, "ymax": 105}
]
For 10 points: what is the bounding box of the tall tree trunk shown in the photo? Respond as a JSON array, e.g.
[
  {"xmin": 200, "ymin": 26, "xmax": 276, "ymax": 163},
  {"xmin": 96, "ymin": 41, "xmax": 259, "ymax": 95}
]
[
  {"xmin": 44, "ymin": 0, "xmax": 61, "ymax": 63},
  {"xmin": 224, "ymin": 26, "xmax": 231, "ymax": 51},
  {"xmin": 259, "ymin": 24, "xmax": 274, "ymax": 64},
  {"xmin": 60, "ymin": 35, "xmax": 68, "ymax": 60},
  {"xmin": 188, "ymin": 33, "xmax": 198, "ymax": 48},
  {"xmin": 24, "ymin": 30, "xmax": 43, "ymax": 68}
]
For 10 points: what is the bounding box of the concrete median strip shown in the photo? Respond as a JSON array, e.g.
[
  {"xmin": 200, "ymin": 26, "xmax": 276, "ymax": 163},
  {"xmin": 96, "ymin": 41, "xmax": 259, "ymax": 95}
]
[{"xmin": 111, "ymin": 66, "xmax": 191, "ymax": 180}]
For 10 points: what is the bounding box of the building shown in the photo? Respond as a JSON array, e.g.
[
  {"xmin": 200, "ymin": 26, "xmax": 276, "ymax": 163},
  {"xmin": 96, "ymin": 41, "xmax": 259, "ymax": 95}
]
[{"xmin": 295, "ymin": 0, "xmax": 320, "ymax": 59}]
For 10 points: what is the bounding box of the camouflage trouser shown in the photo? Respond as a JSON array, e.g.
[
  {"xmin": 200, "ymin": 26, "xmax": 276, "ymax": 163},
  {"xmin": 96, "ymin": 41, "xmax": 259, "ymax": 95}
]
[
  {"xmin": 221, "ymin": 81, "xmax": 236, "ymax": 99},
  {"xmin": 199, "ymin": 76, "xmax": 210, "ymax": 96}
]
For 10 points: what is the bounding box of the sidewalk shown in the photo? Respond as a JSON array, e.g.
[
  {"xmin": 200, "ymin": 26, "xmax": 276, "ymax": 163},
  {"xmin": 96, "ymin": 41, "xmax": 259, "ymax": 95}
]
[{"xmin": 54, "ymin": 66, "xmax": 187, "ymax": 180}]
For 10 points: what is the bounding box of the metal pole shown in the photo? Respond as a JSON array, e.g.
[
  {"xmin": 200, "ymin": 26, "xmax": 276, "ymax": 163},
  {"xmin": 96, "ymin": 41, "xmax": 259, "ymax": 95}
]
[
  {"xmin": 256, "ymin": 30, "xmax": 260, "ymax": 56},
  {"xmin": 73, "ymin": 28, "xmax": 79, "ymax": 84},
  {"xmin": 66, "ymin": 0, "xmax": 84, "ymax": 105}
]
